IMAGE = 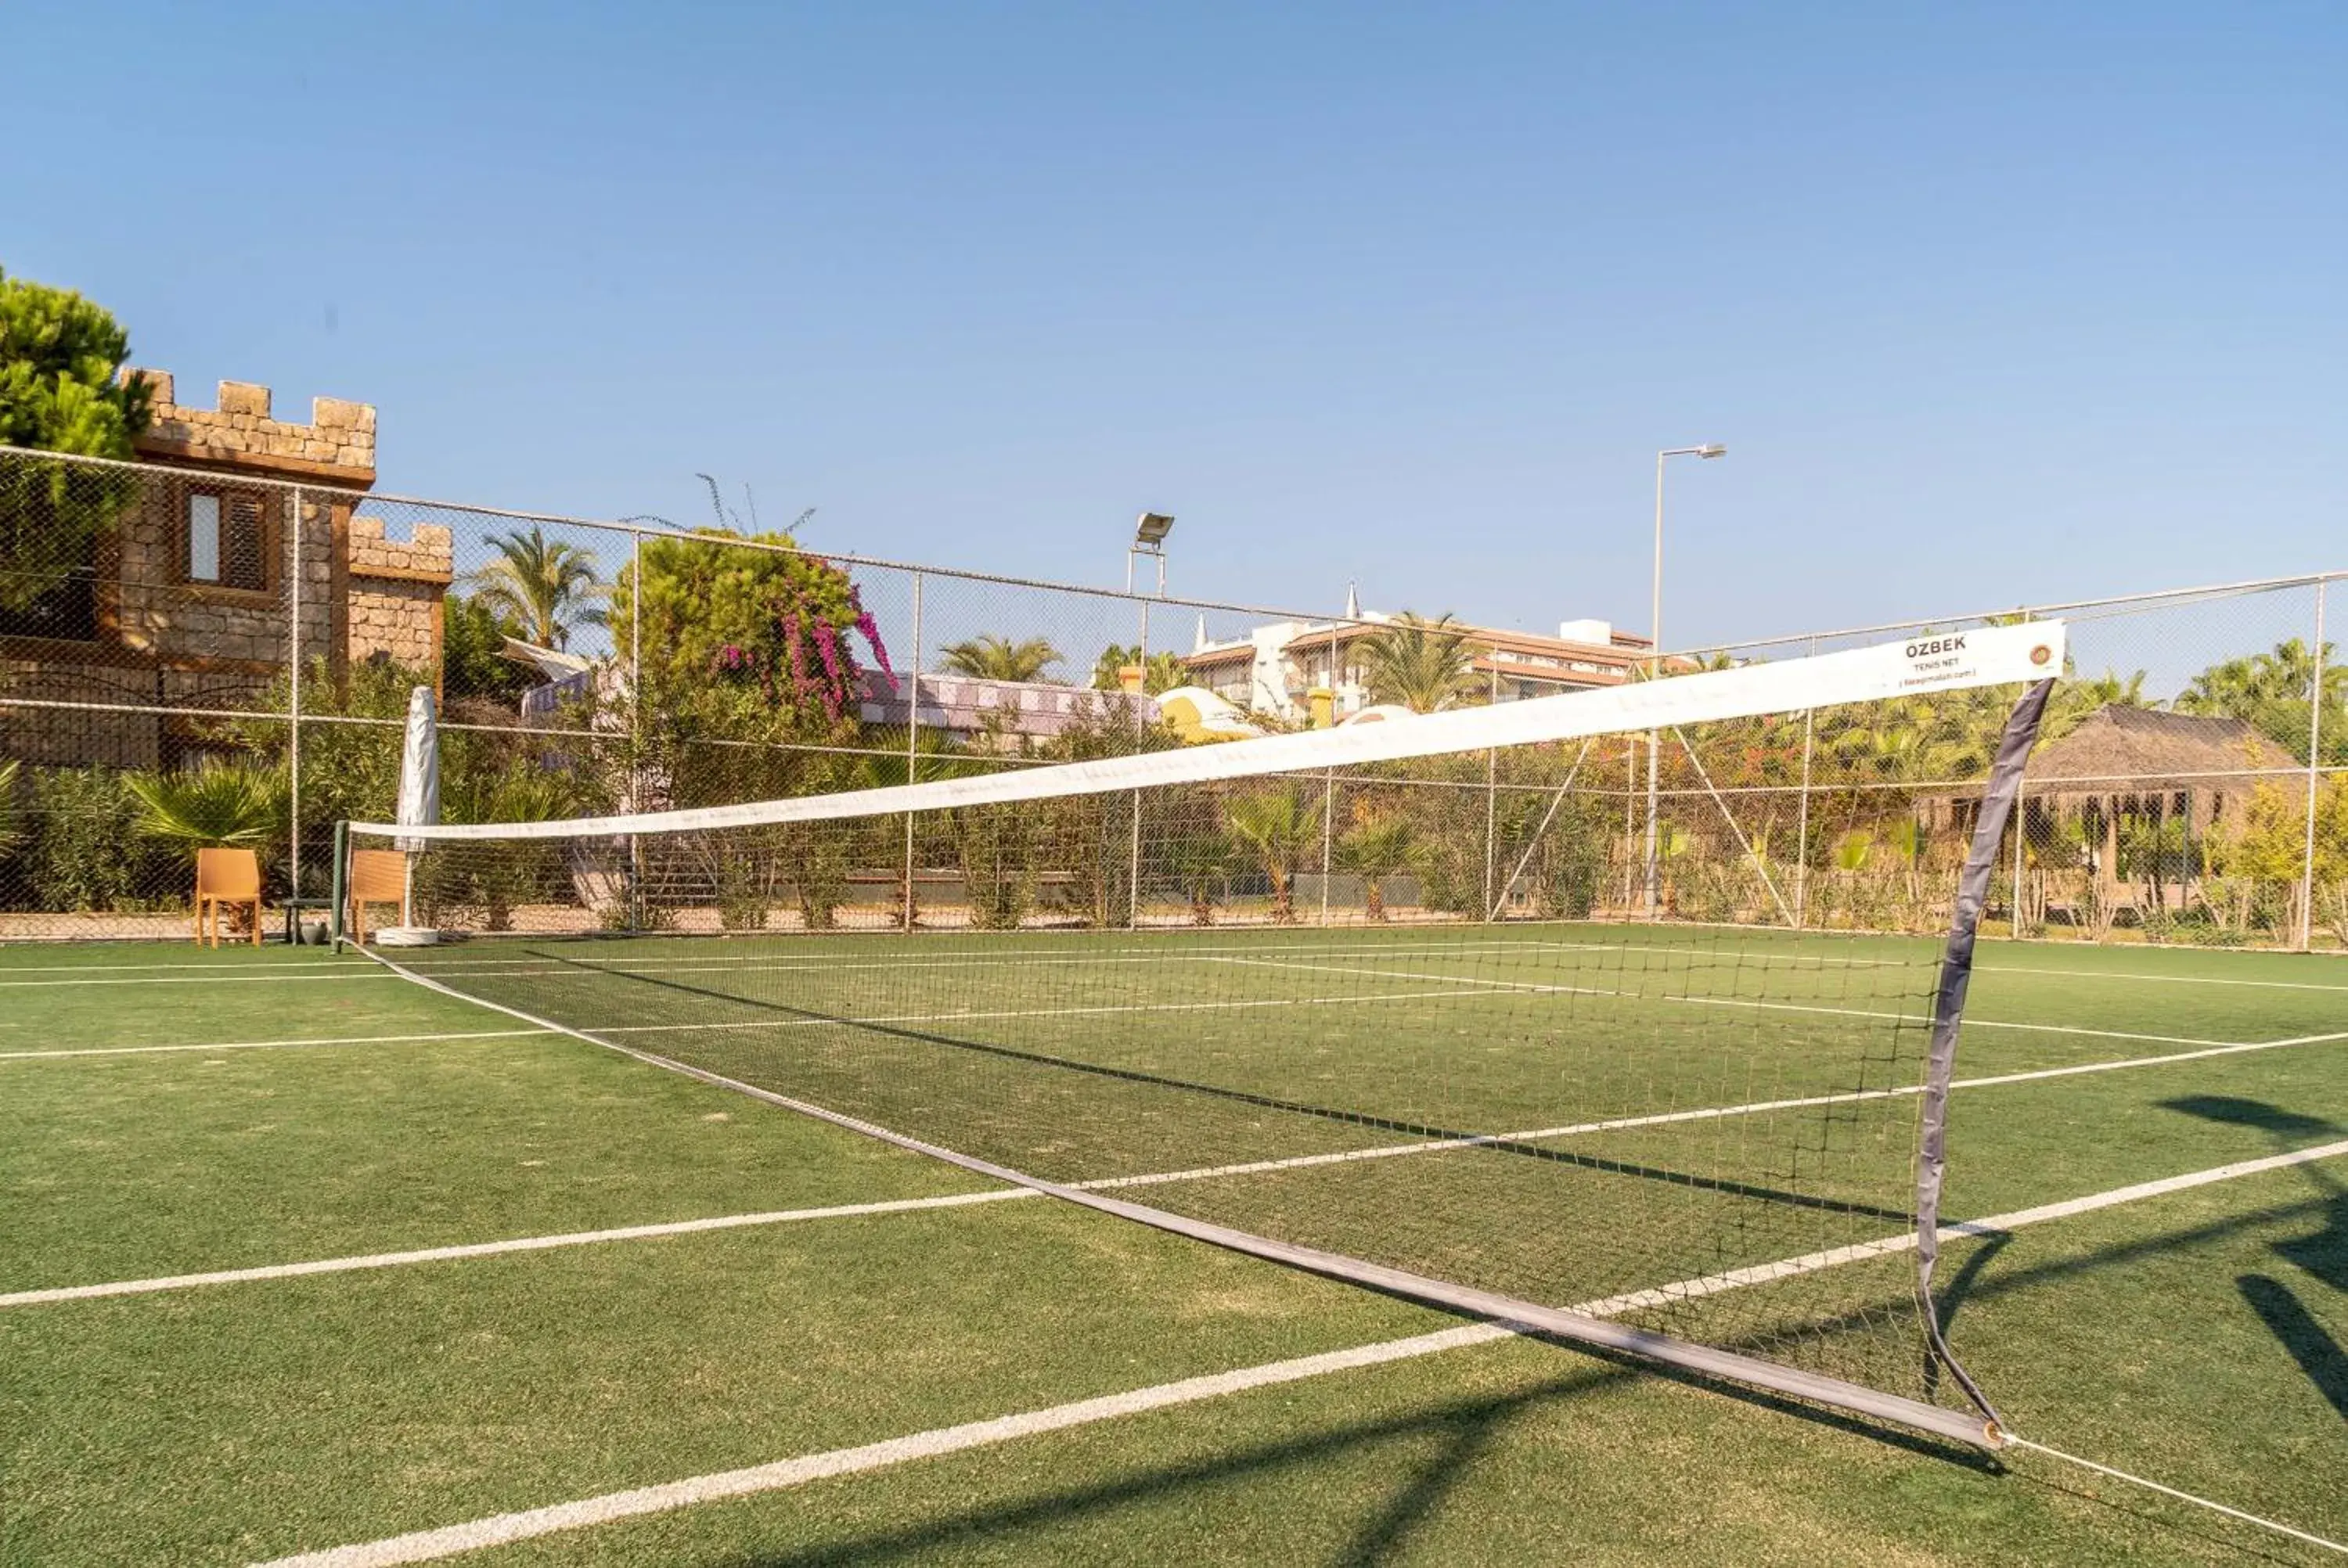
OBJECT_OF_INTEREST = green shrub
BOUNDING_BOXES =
[15,767,175,912]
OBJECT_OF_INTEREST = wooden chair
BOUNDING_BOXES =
[347,849,409,945]
[194,848,264,948]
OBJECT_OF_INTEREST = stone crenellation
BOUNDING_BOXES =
[345,516,452,668]
[124,369,376,482]
[347,516,452,579]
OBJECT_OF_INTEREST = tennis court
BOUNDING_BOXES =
[5,926,2344,1565]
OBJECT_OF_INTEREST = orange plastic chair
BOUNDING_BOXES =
[194,847,264,948]
[347,849,409,946]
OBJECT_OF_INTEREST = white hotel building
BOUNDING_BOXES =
[1179,602,1655,725]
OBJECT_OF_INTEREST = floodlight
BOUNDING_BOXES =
[1135,512,1175,546]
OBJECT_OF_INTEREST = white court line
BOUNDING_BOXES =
[0,969,392,989]
[381,938,2348,992]
[592,986,1522,1036]
[253,1137,2348,1568]
[256,1322,1518,1568]
[0,1190,1031,1308]
[1086,1027,2348,1192]
[1982,963,2348,995]
[0,1028,552,1062]
[409,937,1664,974]
[1577,1136,2348,1316]
[29,1025,2347,1311]
[1207,953,2241,1049]
[410,933,1956,983]
[476,954,2231,1055]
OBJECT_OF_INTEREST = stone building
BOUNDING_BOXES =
[0,372,451,768]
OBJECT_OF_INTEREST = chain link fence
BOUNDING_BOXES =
[1,443,2340,949]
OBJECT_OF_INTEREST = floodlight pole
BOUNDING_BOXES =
[1645,444,1725,921]
[1127,512,1174,599]
[1125,543,1167,596]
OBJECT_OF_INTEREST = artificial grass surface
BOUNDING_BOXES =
[2,935,2343,1565]
[0,1034,983,1291]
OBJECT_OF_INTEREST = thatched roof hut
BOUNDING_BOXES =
[2025,705,2300,825]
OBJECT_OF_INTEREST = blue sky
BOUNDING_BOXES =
[5,2,2342,650]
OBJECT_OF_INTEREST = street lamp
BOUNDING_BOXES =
[1644,444,1727,920]
[1127,512,1175,596]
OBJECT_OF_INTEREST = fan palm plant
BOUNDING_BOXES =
[1163,828,1235,926]
[126,757,286,933]
[0,757,18,857]
[467,526,608,650]
[1358,613,1486,713]
[1336,813,1415,922]
[125,759,286,858]
[940,634,1062,683]
[1224,783,1320,923]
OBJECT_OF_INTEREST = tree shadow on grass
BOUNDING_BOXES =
[2162,1095,2347,1422]
[718,1332,1996,1568]
[2237,1275,2348,1422]
[693,1186,2340,1567]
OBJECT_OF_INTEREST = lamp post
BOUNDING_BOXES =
[1644,444,1726,920]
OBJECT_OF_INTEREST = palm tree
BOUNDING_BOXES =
[2045,667,2151,741]
[1164,829,1235,926]
[939,634,1062,683]
[1224,784,1320,923]
[126,759,286,858]
[2177,638,2344,764]
[0,757,19,858]
[1336,814,1414,922]
[1089,644,1188,694]
[1358,613,1486,713]
[467,527,608,650]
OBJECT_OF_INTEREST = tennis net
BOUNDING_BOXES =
[347,622,2065,1448]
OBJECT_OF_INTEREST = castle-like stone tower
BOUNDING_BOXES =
[2,374,449,767]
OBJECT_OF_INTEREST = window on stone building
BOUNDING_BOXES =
[183,487,269,592]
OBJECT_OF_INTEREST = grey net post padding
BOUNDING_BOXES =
[1914,675,2055,1435]
[351,624,2067,1451]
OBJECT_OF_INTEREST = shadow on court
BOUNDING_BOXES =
[520,945,1918,1225]
[713,1188,2341,1566]
[2162,1095,2348,1426]
[714,1342,2000,1568]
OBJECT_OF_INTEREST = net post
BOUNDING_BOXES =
[2299,579,2326,953]
[328,818,348,951]
[1916,674,2054,1430]
[904,570,923,933]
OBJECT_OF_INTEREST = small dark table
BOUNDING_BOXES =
[281,896,333,944]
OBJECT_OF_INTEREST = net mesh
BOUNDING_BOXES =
[349,628,2064,1444]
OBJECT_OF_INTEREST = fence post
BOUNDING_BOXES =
[287,483,304,915]
[904,570,922,932]
[628,528,645,933]
[1482,665,1499,920]
[1793,635,1817,929]
[1623,735,1638,912]
[1320,624,1338,926]
[2300,579,2328,952]
[1129,598,1148,929]
[2009,612,2031,940]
